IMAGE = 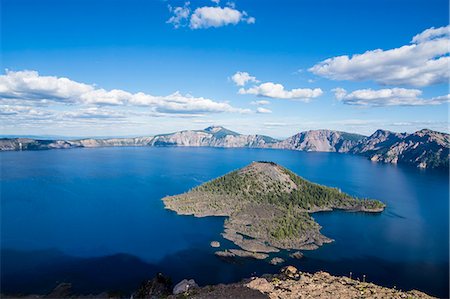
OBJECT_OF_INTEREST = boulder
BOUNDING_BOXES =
[173,279,199,295]
[281,265,301,280]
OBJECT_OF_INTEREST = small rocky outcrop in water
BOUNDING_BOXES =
[210,241,220,248]
[163,161,385,260]
[269,257,285,265]
[289,251,304,259]
[215,249,269,260]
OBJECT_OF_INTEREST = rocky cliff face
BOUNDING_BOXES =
[148,126,278,148]
[0,138,80,151]
[0,127,277,151]
[270,130,365,153]
[351,129,449,169]
[1,127,448,169]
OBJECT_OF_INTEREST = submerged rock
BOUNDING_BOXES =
[173,279,199,295]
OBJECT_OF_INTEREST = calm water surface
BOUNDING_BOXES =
[1,147,448,296]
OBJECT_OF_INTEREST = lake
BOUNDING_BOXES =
[1,147,448,297]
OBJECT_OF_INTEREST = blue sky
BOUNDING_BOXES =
[1,0,448,138]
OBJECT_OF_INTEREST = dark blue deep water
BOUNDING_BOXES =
[1,147,448,297]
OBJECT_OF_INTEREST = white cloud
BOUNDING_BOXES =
[0,70,249,114]
[166,2,191,29]
[256,107,272,114]
[239,82,323,101]
[167,2,254,30]
[0,105,52,118]
[231,71,259,86]
[333,87,450,107]
[246,16,255,24]
[226,1,236,9]
[190,6,254,29]
[309,25,450,87]
[412,26,450,43]
[331,88,347,100]
[63,107,127,119]
[0,70,93,103]
[250,100,270,105]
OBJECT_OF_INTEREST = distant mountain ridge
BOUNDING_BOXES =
[1,126,448,169]
[269,130,366,153]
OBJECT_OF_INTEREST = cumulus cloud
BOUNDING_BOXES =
[256,107,272,114]
[231,71,259,86]
[333,87,450,107]
[190,6,254,29]
[309,25,450,87]
[167,2,255,29]
[412,26,450,43]
[232,71,323,101]
[239,82,323,101]
[0,70,249,114]
[0,69,92,103]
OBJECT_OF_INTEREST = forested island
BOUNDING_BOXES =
[163,162,385,258]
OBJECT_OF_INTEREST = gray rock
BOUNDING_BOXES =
[173,279,199,295]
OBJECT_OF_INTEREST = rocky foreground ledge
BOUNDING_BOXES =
[6,266,433,298]
[162,266,435,299]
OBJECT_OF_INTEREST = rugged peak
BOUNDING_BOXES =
[415,128,437,136]
[204,126,226,133]
[370,129,393,138]
[203,126,240,137]
[413,128,450,147]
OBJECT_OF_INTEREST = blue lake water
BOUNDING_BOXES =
[1,147,448,296]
